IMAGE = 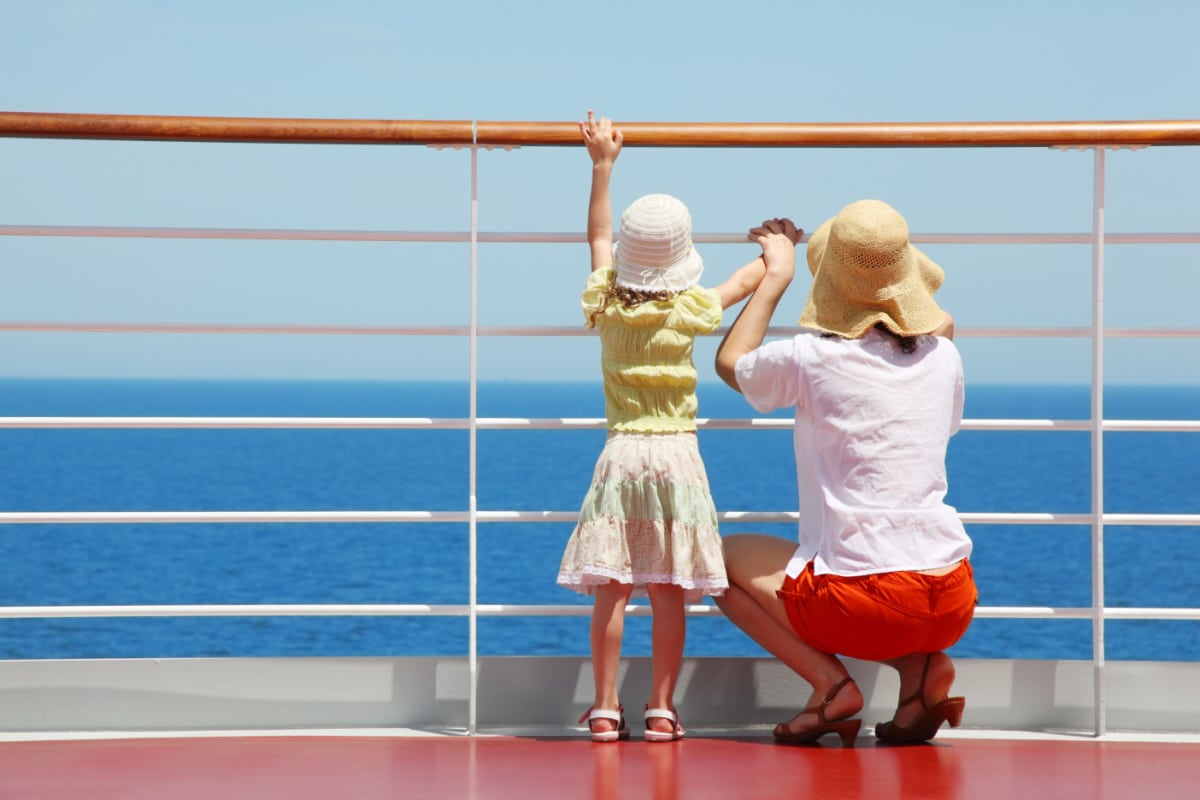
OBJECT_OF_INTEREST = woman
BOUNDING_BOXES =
[714,200,977,747]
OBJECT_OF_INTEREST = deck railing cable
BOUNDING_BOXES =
[2,112,1199,736]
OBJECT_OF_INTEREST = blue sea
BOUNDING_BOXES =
[0,379,1197,662]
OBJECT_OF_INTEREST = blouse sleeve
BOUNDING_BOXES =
[673,286,723,334]
[581,267,614,322]
[734,337,802,414]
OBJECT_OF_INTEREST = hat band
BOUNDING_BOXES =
[615,245,704,293]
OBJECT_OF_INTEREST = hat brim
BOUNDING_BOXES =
[799,243,946,338]
[614,244,704,293]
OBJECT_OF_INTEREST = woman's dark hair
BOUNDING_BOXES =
[873,321,919,353]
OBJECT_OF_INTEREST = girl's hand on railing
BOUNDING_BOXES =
[580,110,623,166]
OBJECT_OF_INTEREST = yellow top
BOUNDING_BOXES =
[582,267,723,432]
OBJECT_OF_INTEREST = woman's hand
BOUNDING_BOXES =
[580,110,622,167]
[748,218,801,280]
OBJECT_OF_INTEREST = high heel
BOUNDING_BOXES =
[874,654,966,745]
[772,676,861,748]
[580,705,630,743]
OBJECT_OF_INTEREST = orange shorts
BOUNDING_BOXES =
[776,560,977,661]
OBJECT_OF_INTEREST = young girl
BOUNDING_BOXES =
[557,111,782,742]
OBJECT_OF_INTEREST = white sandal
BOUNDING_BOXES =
[579,705,629,743]
[643,707,685,742]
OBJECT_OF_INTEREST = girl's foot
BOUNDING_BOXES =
[579,705,629,743]
[643,706,684,742]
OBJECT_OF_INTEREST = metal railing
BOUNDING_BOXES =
[2,112,1199,736]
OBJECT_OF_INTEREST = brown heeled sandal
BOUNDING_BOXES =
[874,654,965,745]
[773,676,862,748]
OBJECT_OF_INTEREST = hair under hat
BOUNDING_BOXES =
[799,199,946,338]
[614,194,704,293]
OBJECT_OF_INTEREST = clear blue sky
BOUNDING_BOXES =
[1,0,1197,384]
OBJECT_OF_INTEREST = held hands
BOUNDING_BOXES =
[580,110,622,167]
[748,218,802,281]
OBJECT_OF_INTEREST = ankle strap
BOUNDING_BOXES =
[806,676,854,725]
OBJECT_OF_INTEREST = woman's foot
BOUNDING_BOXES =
[875,652,965,745]
[773,675,863,747]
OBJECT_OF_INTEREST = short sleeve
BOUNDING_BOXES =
[734,337,802,414]
[581,267,614,322]
[672,286,722,334]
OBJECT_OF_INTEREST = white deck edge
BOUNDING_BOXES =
[1,656,1197,738]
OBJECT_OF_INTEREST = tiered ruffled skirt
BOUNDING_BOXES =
[557,432,728,603]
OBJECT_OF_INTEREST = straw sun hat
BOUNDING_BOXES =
[799,199,946,338]
[614,194,704,292]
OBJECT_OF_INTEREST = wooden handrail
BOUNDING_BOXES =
[3,111,1200,148]
[0,111,474,145]
[477,119,1200,148]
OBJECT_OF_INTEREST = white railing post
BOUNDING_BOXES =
[1089,147,1108,736]
[468,142,480,735]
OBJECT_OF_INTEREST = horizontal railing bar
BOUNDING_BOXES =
[0,112,475,145]
[4,113,1199,148]
[1,417,1195,432]
[4,224,1198,246]
[971,607,1200,621]
[0,510,1193,526]
[2,321,1197,339]
[476,119,1200,148]
[1101,608,1200,620]
[1,603,1195,621]
[0,225,479,242]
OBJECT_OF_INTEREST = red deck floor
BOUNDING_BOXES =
[0,733,1195,800]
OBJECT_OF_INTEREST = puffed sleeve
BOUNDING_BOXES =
[581,267,614,322]
[673,286,722,334]
[734,337,802,414]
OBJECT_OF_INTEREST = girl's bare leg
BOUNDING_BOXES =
[590,581,634,733]
[714,534,863,727]
[645,582,685,733]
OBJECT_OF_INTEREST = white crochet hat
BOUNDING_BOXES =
[613,194,704,292]
[799,199,946,338]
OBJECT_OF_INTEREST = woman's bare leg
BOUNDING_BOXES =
[715,534,862,726]
[589,581,634,733]
[882,651,957,727]
[645,582,685,733]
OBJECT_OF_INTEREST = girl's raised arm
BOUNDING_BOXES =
[580,110,623,271]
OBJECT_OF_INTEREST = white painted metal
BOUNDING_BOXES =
[4,602,1198,621]
[3,509,1197,526]
[1,320,1197,338]
[1,656,1197,735]
[1089,148,1108,736]
[468,143,480,734]
[4,224,1199,245]
[1,415,1199,432]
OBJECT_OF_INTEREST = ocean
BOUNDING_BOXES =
[0,379,1196,662]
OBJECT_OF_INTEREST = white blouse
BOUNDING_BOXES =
[734,327,973,577]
